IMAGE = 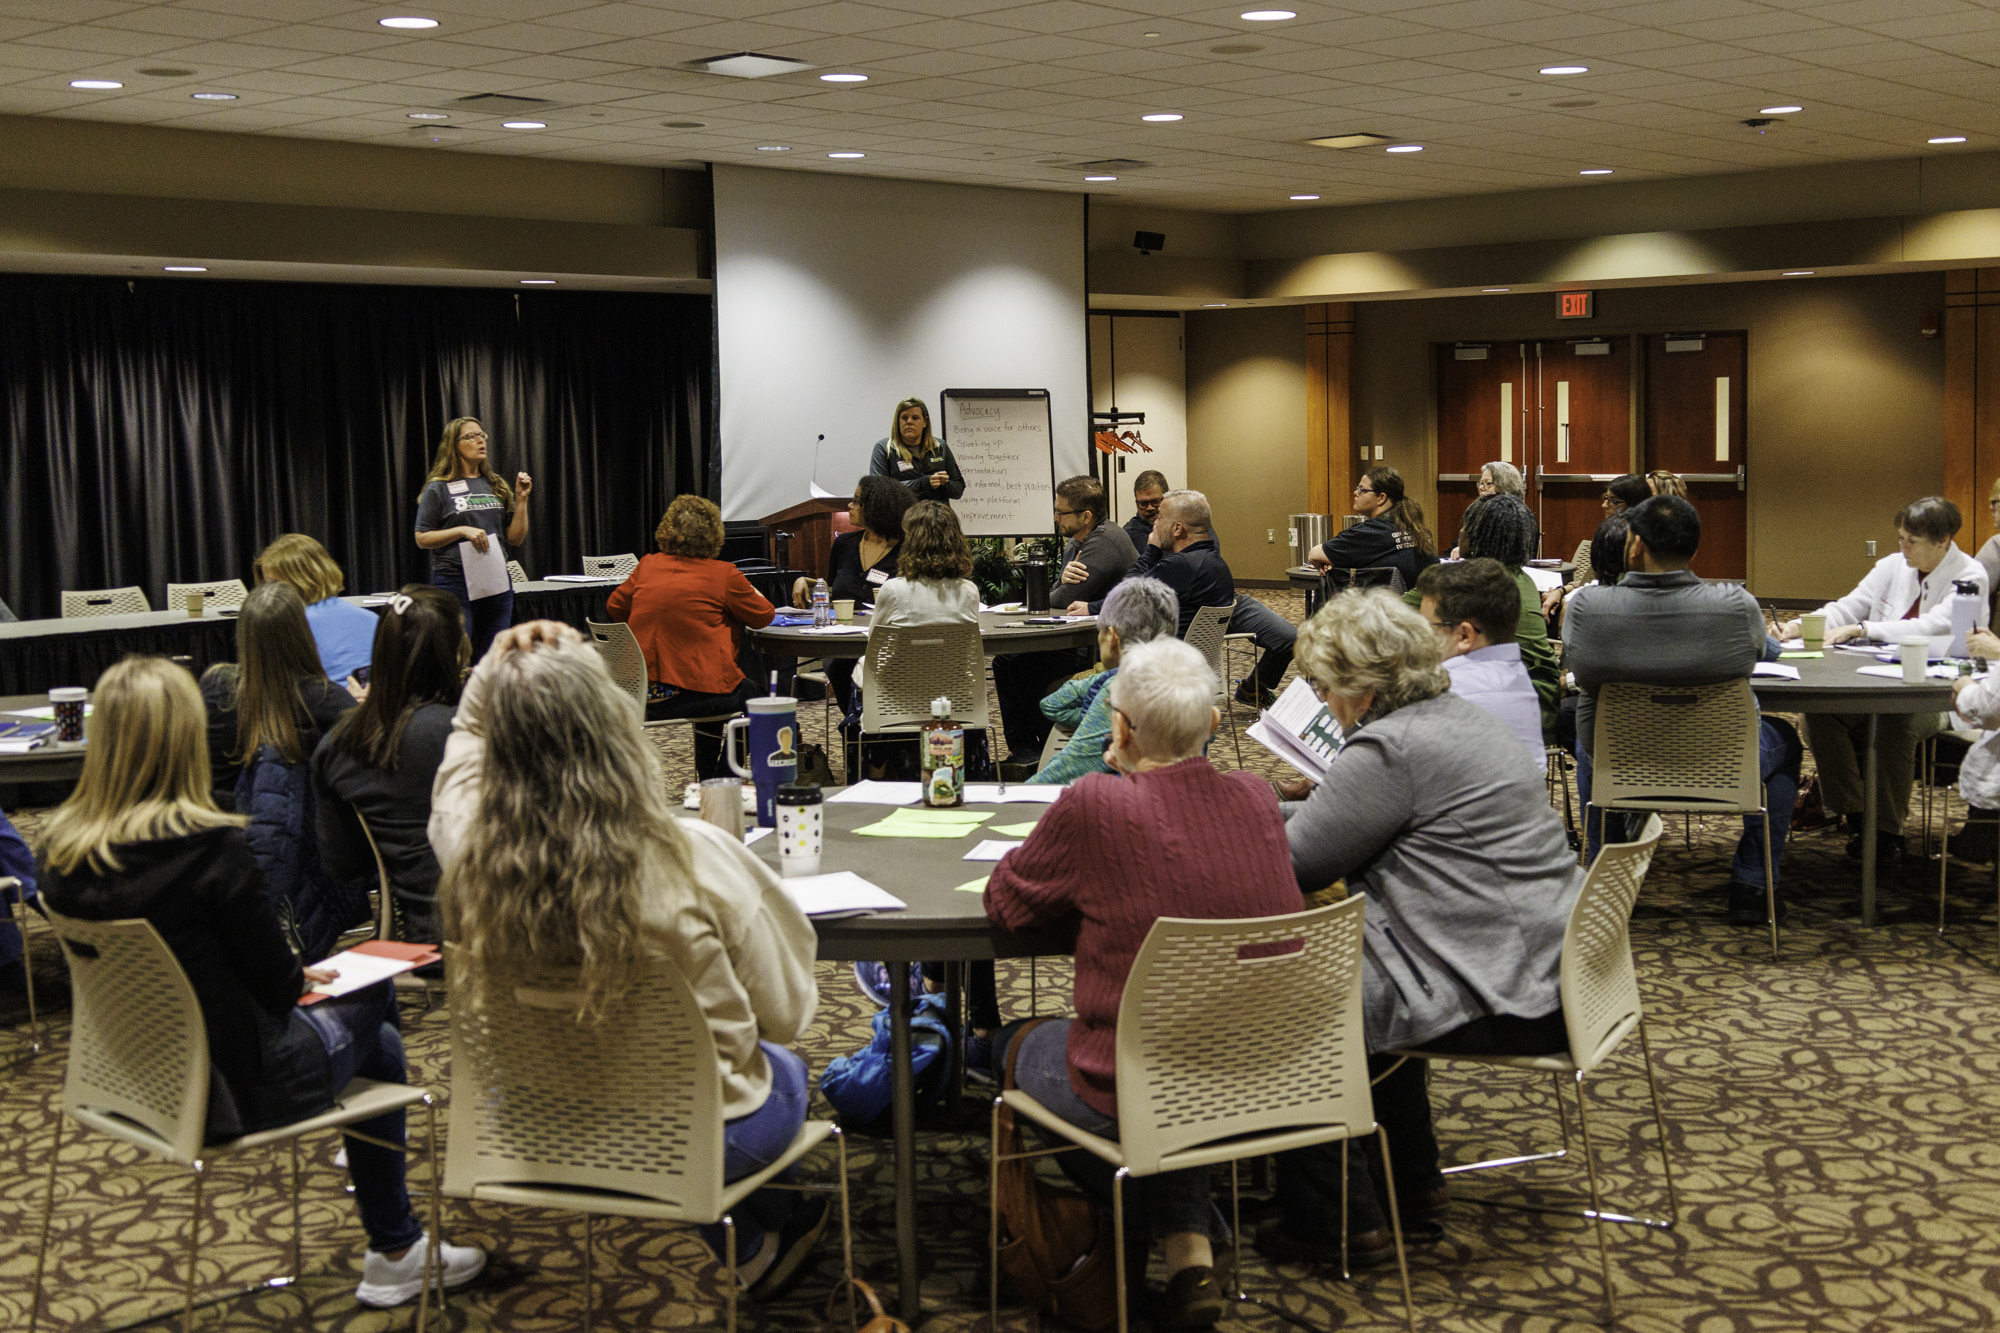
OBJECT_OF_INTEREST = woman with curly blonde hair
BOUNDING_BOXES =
[607,494,775,778]
[429,622,828,1297]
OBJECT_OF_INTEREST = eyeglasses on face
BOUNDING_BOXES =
[1054,507,1080,517]
[1353,485,1378,496]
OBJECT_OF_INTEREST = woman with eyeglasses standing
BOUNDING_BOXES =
[414,416,533,662]
[1305,465,1440,590]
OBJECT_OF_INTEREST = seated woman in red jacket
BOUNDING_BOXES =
[608,495,776,778]
[983,637,1304,1329]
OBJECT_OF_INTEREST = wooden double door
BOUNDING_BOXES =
[1435,333,1747,580]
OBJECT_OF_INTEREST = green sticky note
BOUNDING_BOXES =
[991,821,1041,837]
[852,819,981,838]
[1779,651,1823,659]
[955,875,990,893]
[881,806,991,824]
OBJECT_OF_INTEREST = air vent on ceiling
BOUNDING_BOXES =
[1038,158,1150,172]
[452,93,555,113]
[1210,43,1262,54]
[688,52,812,78]
[1308,132,1394,149]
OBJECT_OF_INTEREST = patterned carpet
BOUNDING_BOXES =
[6,590,2000,1332]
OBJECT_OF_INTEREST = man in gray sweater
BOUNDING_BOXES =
[994,475,1136,768]
[1563,495,1803,925]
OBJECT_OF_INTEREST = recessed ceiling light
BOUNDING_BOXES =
[819,72,867,82]
[1084,175,1117,181]
[1290,193,1319,200]
[1482,287,1510,293]
[1143,30,1161,37]
[407,111,448,119]
[1142,113,1183,122]
[69,79,122,90]
[756,145,791,152]
[1579,168,1613,175]
[163,266,207,272]
[1241,9,1296,18]
[378,16,438,29]
[828,151,866,159]
[1930,135,1968,144]
[1761,105,1802,114]
[1781,270,1814,276]
[501,121,545,129]
[191,92,237,101]
[1201,303,1228,307]
[1540,65,1588,75]
[1385,144,1423,153]
[520,279,556,284]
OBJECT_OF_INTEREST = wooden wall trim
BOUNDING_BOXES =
[1305,301,1355,522]
[1943,268,2000,555]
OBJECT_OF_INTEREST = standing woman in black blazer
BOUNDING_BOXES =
[868,397,965,505]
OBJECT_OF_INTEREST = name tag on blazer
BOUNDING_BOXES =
[867,567,890,586]
[896,459,915,472]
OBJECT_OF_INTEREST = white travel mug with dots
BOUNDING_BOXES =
[776,783,823,878]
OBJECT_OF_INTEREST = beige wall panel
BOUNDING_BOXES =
[1089,314,1187,531]
[1185,305,1308,581]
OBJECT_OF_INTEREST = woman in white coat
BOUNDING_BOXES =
[1778,497,1989,863]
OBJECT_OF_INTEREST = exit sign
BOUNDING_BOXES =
[1557,291,1595,319]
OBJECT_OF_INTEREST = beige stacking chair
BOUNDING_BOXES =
[354,810,447,1021]
[1180,603,1243,765]
[29,907,443,1333]
[165,579,249,611]
[1588,679,1779,960]
[60,586,151,618]
[1383,814,1672,1325]
[581,553,638,581]
[506,559,529,588]
[442,945,853,1332]
[990,895,1414,1333]
[859,620,998,781]
[584,617,740,741]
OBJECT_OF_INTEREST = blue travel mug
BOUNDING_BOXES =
[725,695,800,828]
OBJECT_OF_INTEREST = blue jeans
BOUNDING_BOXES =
[696,1043,809,1263]
[430,569,514,662]
[1578,713,1802,886]
[997,1019,1225,1242]
[297,982,424,1254]
[1230,594,1297,693]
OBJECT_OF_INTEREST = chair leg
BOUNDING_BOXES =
[1762,808,1779,962]
[835,1126,857,1333]
[419,1095,442,1333]
[1338,1138,1350,1281]
[28,1108,63,1333]
[1370,1127,1418,1333]
[1569,1075,1618,1324]
[183,1160,207,1333]
[584,1213,598,1333]
[8,884,40,1061]
[720,1214,731,1333]
[1112,1168,1130,1333]
[1940,809,1952,936]
[988,1100,1002,1333]
[1637,1021,1681,1228]
[289,1139,303,1283]
[1228,1161,1246,1301]
[1552,1071,1573,1155]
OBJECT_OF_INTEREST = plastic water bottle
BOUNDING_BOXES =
[1949,577,1982,657]
[812,578,832,628]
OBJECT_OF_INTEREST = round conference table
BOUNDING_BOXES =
[742,795,1073,1324]
[1750,650,1957,928]
[746,608,1101,660]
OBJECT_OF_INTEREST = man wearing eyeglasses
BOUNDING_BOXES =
[995,475,1138,776]
[1124,469,1169,553]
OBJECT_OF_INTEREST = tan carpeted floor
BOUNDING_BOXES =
[5,590,2000,1332]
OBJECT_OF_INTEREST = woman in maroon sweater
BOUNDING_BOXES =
[984,637,1302,1329]
[608,495,775,778]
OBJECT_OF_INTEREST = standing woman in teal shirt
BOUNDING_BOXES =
[867,398,965,505]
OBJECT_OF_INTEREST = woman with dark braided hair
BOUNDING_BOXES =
[1448,494,1560,742]
[1307,465,1440,590]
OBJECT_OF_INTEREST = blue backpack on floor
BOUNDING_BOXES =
[820,993,953,1128]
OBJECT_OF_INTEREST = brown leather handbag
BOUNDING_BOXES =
[992,1017,1121,1332]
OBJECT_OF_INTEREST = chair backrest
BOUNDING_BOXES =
[354,809,397,940]
[61,586,151,618]
[1113,897,1371,1176]
[1592,679,1763,812]
[1181,603,1233,699]
[443,945,726,1219]
[584,619,648,715]
[1317,567,1407,600]
[42,906,210,1163]
[1560,814,1664,1071]
[506,560,529,588]
[860,620,989,732]
[582,553,639,581]
[1039,724,1072,770]
[164,579,248,611]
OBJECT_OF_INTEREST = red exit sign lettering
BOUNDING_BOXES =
[1557,290,1595,319]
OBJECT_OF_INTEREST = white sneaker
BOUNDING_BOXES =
[355,1233,487,1307]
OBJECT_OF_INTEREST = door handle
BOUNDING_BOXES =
[1679,472,1741,485]
[1436,473,1475,482]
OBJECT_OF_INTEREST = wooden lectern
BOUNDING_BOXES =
[759,498,854,579]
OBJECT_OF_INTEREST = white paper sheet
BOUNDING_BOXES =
[959,784,1066,803]
[1524,566,1564,593]
[545,574,618,583]
[1248,679,1341,780]
[1750,662,1801,680]
[810,480,839,499]
[0,738,47,754]
[778,871,906,916]
[744,827,772,845]
[1855,664,1960,681]
[825,780,925,805]
[964,839,1023,861]
[1248,716,1327,780]
[307,948,428,998]
[798,624,869,636]
[4,705,91,720]
[460,538,511,601]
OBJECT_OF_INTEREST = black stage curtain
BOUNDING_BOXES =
[0,276,713,621]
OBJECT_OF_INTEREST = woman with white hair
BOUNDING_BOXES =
[1027,576,1180,785]
[428,623,831,1300]
[1259,590,1582,1272]
[985,637,1303,1327]
[1447,461,1526,558]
